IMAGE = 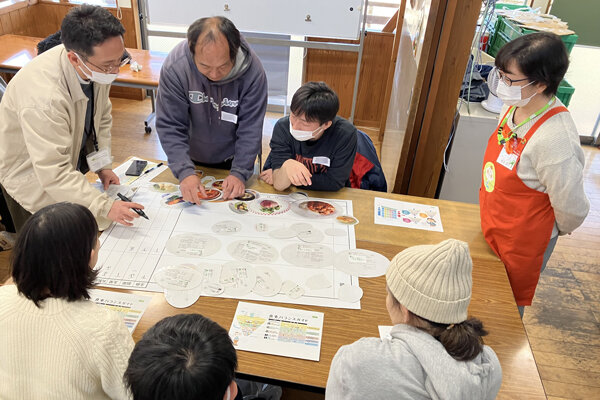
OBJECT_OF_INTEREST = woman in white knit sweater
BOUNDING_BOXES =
[0,202,134,399]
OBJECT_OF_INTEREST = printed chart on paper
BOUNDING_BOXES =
[230,301,324,361]
[96,187,360,309]
[88,288,151,333]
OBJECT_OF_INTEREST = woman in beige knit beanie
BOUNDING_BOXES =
[326,239,503,400]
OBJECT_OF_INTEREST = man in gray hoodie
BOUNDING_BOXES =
[156,17,268,202]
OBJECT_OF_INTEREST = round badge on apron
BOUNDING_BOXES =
[483,162,495,193]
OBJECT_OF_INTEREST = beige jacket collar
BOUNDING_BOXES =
[58,45,89,104]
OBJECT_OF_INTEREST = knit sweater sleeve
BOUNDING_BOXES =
[536,155,589,234]
[518,110,590,235]
[94,312,135,399]
[325,345,350,400]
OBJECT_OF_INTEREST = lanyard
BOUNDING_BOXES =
[497,96,555,147]
[88,82,99,152]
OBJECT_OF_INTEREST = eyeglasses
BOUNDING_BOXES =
[496,69,530,87]
[80,54,131,74]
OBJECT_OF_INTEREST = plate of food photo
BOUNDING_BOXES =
[292,199,338,218]
[198,188,222,201]
[248,197,290,216]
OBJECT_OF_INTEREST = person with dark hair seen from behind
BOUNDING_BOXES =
[480,33,589,317]
[125,313,242,400]
[156,16,268,203]
[0,202,134,399]
[260,81,358,191]
[326,239,502,400]
[37,30,62,55]
[0,5,144,233]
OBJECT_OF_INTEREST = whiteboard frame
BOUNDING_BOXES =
[138,0,369,122]
[145,0,365,40]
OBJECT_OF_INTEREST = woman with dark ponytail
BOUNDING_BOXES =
[326,239,502,399]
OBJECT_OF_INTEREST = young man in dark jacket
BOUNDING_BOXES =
[260,82,357,191]
[156,17,268,202]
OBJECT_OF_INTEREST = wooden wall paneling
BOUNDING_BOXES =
[22,4,41,37]
[0,13,13,35]
[354,32,394,126]
[0,3,38,38]
[394,0,445,194]
[305,37,355,118]
[304,32,394,128]
[404,0,481,197]
[128,0,142,49]
[35,3,61,37]
[8,7,23,34]
[17,5,37,36]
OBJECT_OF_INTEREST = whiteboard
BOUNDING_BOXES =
[146,0,365,40]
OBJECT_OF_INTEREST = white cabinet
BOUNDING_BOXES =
[439,102,499,204]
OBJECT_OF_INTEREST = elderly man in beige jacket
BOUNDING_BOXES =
[0,5,143,232]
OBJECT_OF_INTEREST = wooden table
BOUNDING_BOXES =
[0,34,163,89]
[0,34,165,132]
[109,166,545,399]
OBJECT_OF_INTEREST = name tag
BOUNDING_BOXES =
[312,156,331,167]
[221,111,238,124]
[496,147,518,170]
[86,148,112,172]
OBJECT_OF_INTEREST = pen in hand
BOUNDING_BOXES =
[143,162,164,175]
[117,193,149,220]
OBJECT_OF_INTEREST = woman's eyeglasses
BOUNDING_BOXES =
[496,69,530,87]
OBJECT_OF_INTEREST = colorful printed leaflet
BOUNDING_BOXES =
[373,197,444,232]
[89,289,152,333]
[229,302,324,361]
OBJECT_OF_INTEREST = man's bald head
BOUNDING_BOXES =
[187,16,240,62]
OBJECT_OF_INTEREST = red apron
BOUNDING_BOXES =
[480,106,567,306]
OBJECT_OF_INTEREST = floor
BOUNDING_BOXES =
[522,145,600,399]
[1,97,598,399]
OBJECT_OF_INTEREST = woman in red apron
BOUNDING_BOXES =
[480,33,589,316]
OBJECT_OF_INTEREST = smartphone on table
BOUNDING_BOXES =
[125,160,148,176]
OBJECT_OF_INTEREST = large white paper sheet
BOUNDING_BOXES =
[229,301,324,361]
[374,197,444,232]
[96,187,360,309]
[88,288,151,333]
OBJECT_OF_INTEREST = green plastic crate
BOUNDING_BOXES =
[493,15,578,55]
[556,79,575,107]
[495,3,531,11]
[521,27,578,54]
[487,31,511,57]
[497,16,525,41]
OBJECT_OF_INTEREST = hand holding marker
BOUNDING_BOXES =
[117,193,149,220]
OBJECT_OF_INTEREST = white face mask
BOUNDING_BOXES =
[289,120,322,142]
[225,385,231,400]
[74,53,118,85]
[496,79,537,107]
